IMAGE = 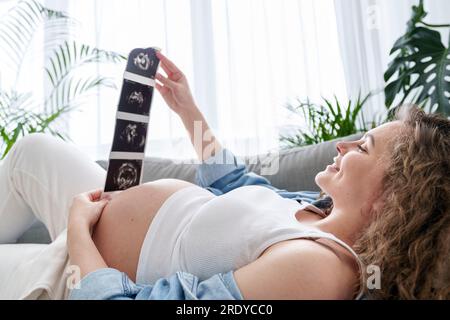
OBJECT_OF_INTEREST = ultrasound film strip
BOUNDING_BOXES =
[103,47,160,193]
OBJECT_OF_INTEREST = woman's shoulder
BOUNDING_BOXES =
[233,239,358,299]
[263,238,357,273]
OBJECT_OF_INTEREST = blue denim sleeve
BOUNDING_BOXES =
[195,147,320,203]
[68,268,243,300]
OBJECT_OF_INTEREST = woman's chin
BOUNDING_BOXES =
[314,171,328,188]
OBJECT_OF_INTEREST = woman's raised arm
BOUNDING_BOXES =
[155,51,222,162]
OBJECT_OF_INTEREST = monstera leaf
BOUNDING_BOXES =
[384,0,450,116]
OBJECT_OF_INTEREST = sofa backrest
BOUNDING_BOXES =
[96,133,363,192]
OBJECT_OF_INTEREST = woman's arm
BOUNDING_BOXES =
[232,240,358,299]
[154,52,321,203]
[67,190,109,278]
[155,51,222,162]
[68,222,107,278]
[179,107,222,162]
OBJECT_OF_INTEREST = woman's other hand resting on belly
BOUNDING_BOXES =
[67,189,110,278]
[91,178,195,282]
[67,180,195,281]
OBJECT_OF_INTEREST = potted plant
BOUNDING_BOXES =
[279,93,378,148]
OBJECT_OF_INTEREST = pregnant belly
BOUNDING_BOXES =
[92,178,195,282]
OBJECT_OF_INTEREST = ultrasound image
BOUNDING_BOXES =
[104,159,143,192]
[111,119,147,153]
[125,47,159,79]
[104,47,160,193]
[118,79,153,116]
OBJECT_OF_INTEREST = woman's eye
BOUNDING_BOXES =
[357,145,367,153]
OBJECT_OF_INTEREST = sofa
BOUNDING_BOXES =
[17,133,363,244]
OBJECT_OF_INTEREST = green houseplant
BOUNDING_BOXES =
[0,0,125,159]
[281,0,449,149]
[279,93,378,148]
[384,0,450,116]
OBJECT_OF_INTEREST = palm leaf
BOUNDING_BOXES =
[0,89,77,158]
[46,75,117,112]
[44,41,126,108]
[0,0,73,82]
[0,1,129,159]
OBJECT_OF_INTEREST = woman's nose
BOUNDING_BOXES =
[336,141,345,154]
[336,140,359,155]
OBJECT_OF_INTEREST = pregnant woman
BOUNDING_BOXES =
[0,52,448,300]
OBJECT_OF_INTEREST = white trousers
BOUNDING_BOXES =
[0,133,105,299]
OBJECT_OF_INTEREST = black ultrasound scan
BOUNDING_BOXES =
[104,47,160,194]
[104,159,143,192]
[125,47,160,79]
[111,119,148,153]
[118,79,154,116]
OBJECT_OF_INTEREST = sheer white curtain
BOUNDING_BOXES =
[209,0,348,156]
[2,0,348,160]
[334,0,450,121]
[44,0,348,160]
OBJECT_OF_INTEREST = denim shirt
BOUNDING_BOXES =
[69,148,321,300]
[195,147,321,203]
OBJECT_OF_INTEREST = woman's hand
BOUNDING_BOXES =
[154,51,223,161]
[67,189,110,278]
[68,189,110,233]
[155,51,198,117]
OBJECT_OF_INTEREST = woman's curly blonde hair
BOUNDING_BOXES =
[351,105,450,299]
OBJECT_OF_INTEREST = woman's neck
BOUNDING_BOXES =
[310,206,367,246]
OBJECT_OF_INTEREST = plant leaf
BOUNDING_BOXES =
[0,0,73,83]
[384,1,450,116]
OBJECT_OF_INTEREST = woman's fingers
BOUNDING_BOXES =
[159,60,183,82]
[156,72,177,89]
[97,198,109,208]
[155,82,169,98]
[155,82,169,95]
[156,51,181,74]
[155,82,177,107]
[87,189,103,202]
[158,61,173,77]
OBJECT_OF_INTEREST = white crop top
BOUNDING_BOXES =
[136,184,364,299]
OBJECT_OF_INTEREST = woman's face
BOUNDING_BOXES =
[315,121,403,214]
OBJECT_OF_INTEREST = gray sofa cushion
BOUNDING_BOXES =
[17,133,363,244]
[244,133,362,192]
[96,132,362,192]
